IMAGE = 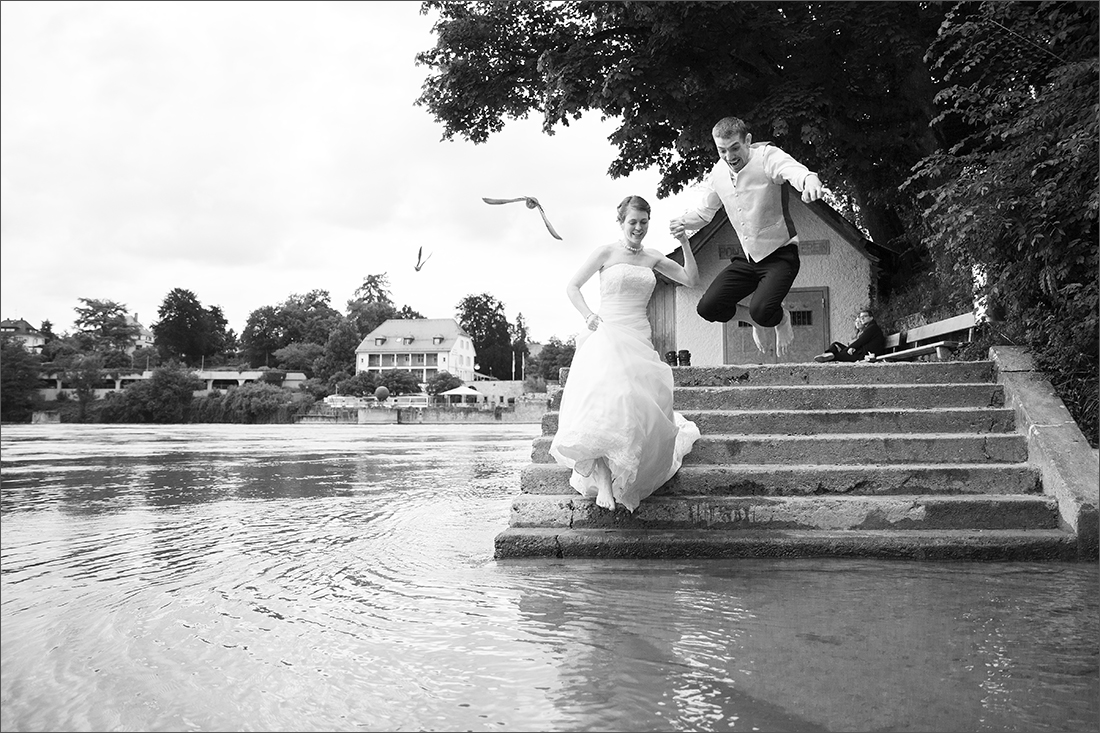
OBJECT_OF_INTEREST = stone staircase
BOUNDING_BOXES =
[494,360,1084,561]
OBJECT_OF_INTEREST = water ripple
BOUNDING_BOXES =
[2,424,1097,732]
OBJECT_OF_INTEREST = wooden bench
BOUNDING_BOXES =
[870,312,978,362]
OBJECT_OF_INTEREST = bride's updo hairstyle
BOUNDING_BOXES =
[616,195,651,223]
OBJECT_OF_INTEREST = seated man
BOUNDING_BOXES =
[815,309,885,362]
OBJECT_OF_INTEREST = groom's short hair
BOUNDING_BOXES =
[713,117,750,140]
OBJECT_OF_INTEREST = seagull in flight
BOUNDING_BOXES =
[482,196,563,240]
[414,246,432,272]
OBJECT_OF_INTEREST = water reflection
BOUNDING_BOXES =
[2,424,1097,732]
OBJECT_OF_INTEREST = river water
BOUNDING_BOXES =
[1,424,1096,732]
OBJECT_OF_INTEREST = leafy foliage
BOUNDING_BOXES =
[131,346,161,370]
[426,370,463,395]
[528,336,576,381]
[345,274,425,341]
[65,354,105,422]
[240,305,284,368]
[312,319,363,382]
[905,0,1098,445]
[196,382,313,424]
[73,298,139,351]
[240,291,342,368]
[354,274,395,305]
[377,369,423,396]
[456,292,513,379]
[334,371,379,398]
[100,364,204,424]
[273,342,325,374]
[416,0,947,257]
[0,335,44,422]
[152,288,232,366]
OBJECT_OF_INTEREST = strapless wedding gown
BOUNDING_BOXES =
[549,262,700,512]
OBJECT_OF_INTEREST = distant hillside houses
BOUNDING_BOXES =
[125,313,155,354]
[2,313,154,354]
[0,318,45,351]
[355,318,478,383]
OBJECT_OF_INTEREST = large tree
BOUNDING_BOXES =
[240,291,344,368]
[456,293,513,379]
[153,288,231,366]
[345,273,424,339]
[313,318,364,383]
[277,290,344,346]
[240,305,284,368]
[72,298,139,352]
[416,0,948,265]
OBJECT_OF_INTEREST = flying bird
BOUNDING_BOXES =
[482,196,563,240]
[414,246,432,272]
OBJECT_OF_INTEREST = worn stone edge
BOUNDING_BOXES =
[989,345,1099,559]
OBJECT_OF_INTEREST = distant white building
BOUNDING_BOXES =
[0,318,45,351]
[125,313,155,354]
[354,318,478,383]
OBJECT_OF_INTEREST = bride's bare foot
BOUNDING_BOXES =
[751,323,768,354]
[596,484,616,510]
[593,458,616,510]
[775,305,794,357]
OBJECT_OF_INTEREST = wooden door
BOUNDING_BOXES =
[723,287,830,364]
[646,282,676,359]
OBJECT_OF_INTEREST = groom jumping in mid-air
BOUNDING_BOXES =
[670,116,826,356]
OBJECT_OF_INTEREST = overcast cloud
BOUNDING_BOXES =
[1,0,699,344]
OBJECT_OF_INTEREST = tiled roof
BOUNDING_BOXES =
[355,318,471,353]
[0,318,40,334]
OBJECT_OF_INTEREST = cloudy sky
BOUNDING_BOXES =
[1,0,700,345]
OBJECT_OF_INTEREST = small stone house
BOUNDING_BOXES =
[355,318,478,383]
[649,197,884,365]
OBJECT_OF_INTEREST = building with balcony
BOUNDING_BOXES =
[354,318,477,383]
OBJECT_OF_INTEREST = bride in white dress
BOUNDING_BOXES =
[549,195,702,512]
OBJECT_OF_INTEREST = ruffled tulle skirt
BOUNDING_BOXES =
[549,318,700,512]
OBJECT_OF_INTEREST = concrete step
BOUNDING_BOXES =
[509,494,1061,531]
[539,406,1018,436]
[518,463,1042,497]
[670,361,997,387]
[671,383,1004,411]
[532,433,1028,465]
[493,527,1078,561]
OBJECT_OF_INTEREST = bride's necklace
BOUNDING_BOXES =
[621,240,643,254]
